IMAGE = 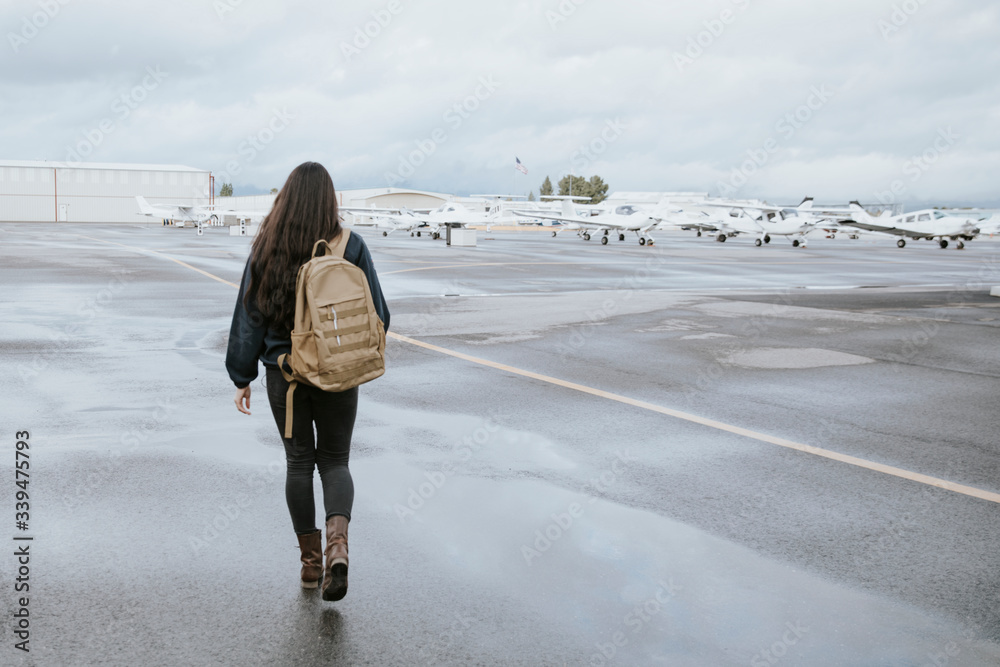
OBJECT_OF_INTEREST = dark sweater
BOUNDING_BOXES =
[225,231,390,389]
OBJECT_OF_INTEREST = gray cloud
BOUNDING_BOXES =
[2,0,998,206]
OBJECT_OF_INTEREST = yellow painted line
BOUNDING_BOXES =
[387,332,1000,505]
[77,233,1000,505]
[76,235,239,288]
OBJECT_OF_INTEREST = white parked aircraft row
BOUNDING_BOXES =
[135,196,268,227]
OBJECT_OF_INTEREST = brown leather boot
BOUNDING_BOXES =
[322,515,349,601]
[296,530,323,589]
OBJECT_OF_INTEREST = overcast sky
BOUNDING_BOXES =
[2,0,998,206]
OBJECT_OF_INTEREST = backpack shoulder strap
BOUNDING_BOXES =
[329,229,351,258]
[310,229,352,259]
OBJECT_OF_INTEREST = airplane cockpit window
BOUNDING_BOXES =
[933,211,946,219]
[918,213,931,222]
[615,205,637,215]
[905,216,915,223]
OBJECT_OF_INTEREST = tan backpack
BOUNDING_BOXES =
[277,230,385,438]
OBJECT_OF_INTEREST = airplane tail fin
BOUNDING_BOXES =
[848,201,875,224]
[561,199,575,218]
[797,197,814,210]
[135,196,155,215]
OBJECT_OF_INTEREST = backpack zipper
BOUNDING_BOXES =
[331,307,341,346]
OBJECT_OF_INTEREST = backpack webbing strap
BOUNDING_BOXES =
[277,353,297,439]
[311,229,352,259]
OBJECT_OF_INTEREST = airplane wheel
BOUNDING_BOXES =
[647,239,655,246]
[696,231,702,237]
[619,234,625,242]
[897,239,906,248]
[410,232,414,237]
[716,234,726,243]
[792,239,801,247]
[957,241,965,249]
[416,231,421,237]
[382,231,388,237]
[603,229,609,236]
[601,236,608,245]
[755,239,762,247]
[552,231,557,237]
[433,232,440,240]
[639,237,646,246]
[764,235,771,244]
[939,239,949,249]
[583,233,591,241]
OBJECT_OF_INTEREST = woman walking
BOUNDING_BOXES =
[225,162,389,601]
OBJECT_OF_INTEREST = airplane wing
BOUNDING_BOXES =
[512,211,581,224]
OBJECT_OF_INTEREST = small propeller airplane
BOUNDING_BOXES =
[842,203,982,249]
[513,196,665,246]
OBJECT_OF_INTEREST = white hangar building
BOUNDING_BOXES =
[0,160,212,223]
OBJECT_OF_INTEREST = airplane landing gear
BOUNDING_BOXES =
[897,239,906,248]
[764,235,771,244]
[601,236,608,245]
[416,231,421,237]
[552,231,558,237]
[716,234,726,243]
[618,234,625,242]
[957,241,965,249]
[583,233,591,241]
[382,231,388,237]
[792,239,801,247]
[432,232,441,240]
[639,237,646,246]
[696,231,702,237]
[939,239,949,249]
[754,238,762,247]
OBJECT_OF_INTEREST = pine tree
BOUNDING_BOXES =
[219,182,233,197]
[527,191,536,201]
[588,175,609,204]
[540,176,553,197]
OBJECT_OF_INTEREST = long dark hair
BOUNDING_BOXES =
[246,161,342,334]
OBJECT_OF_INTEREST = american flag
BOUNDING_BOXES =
[515,157,528,175]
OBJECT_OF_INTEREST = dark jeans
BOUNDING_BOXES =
[265,366,358,534]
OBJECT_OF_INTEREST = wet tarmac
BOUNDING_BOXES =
[1,222,999,665]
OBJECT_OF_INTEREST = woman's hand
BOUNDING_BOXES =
[234,386,252,415]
